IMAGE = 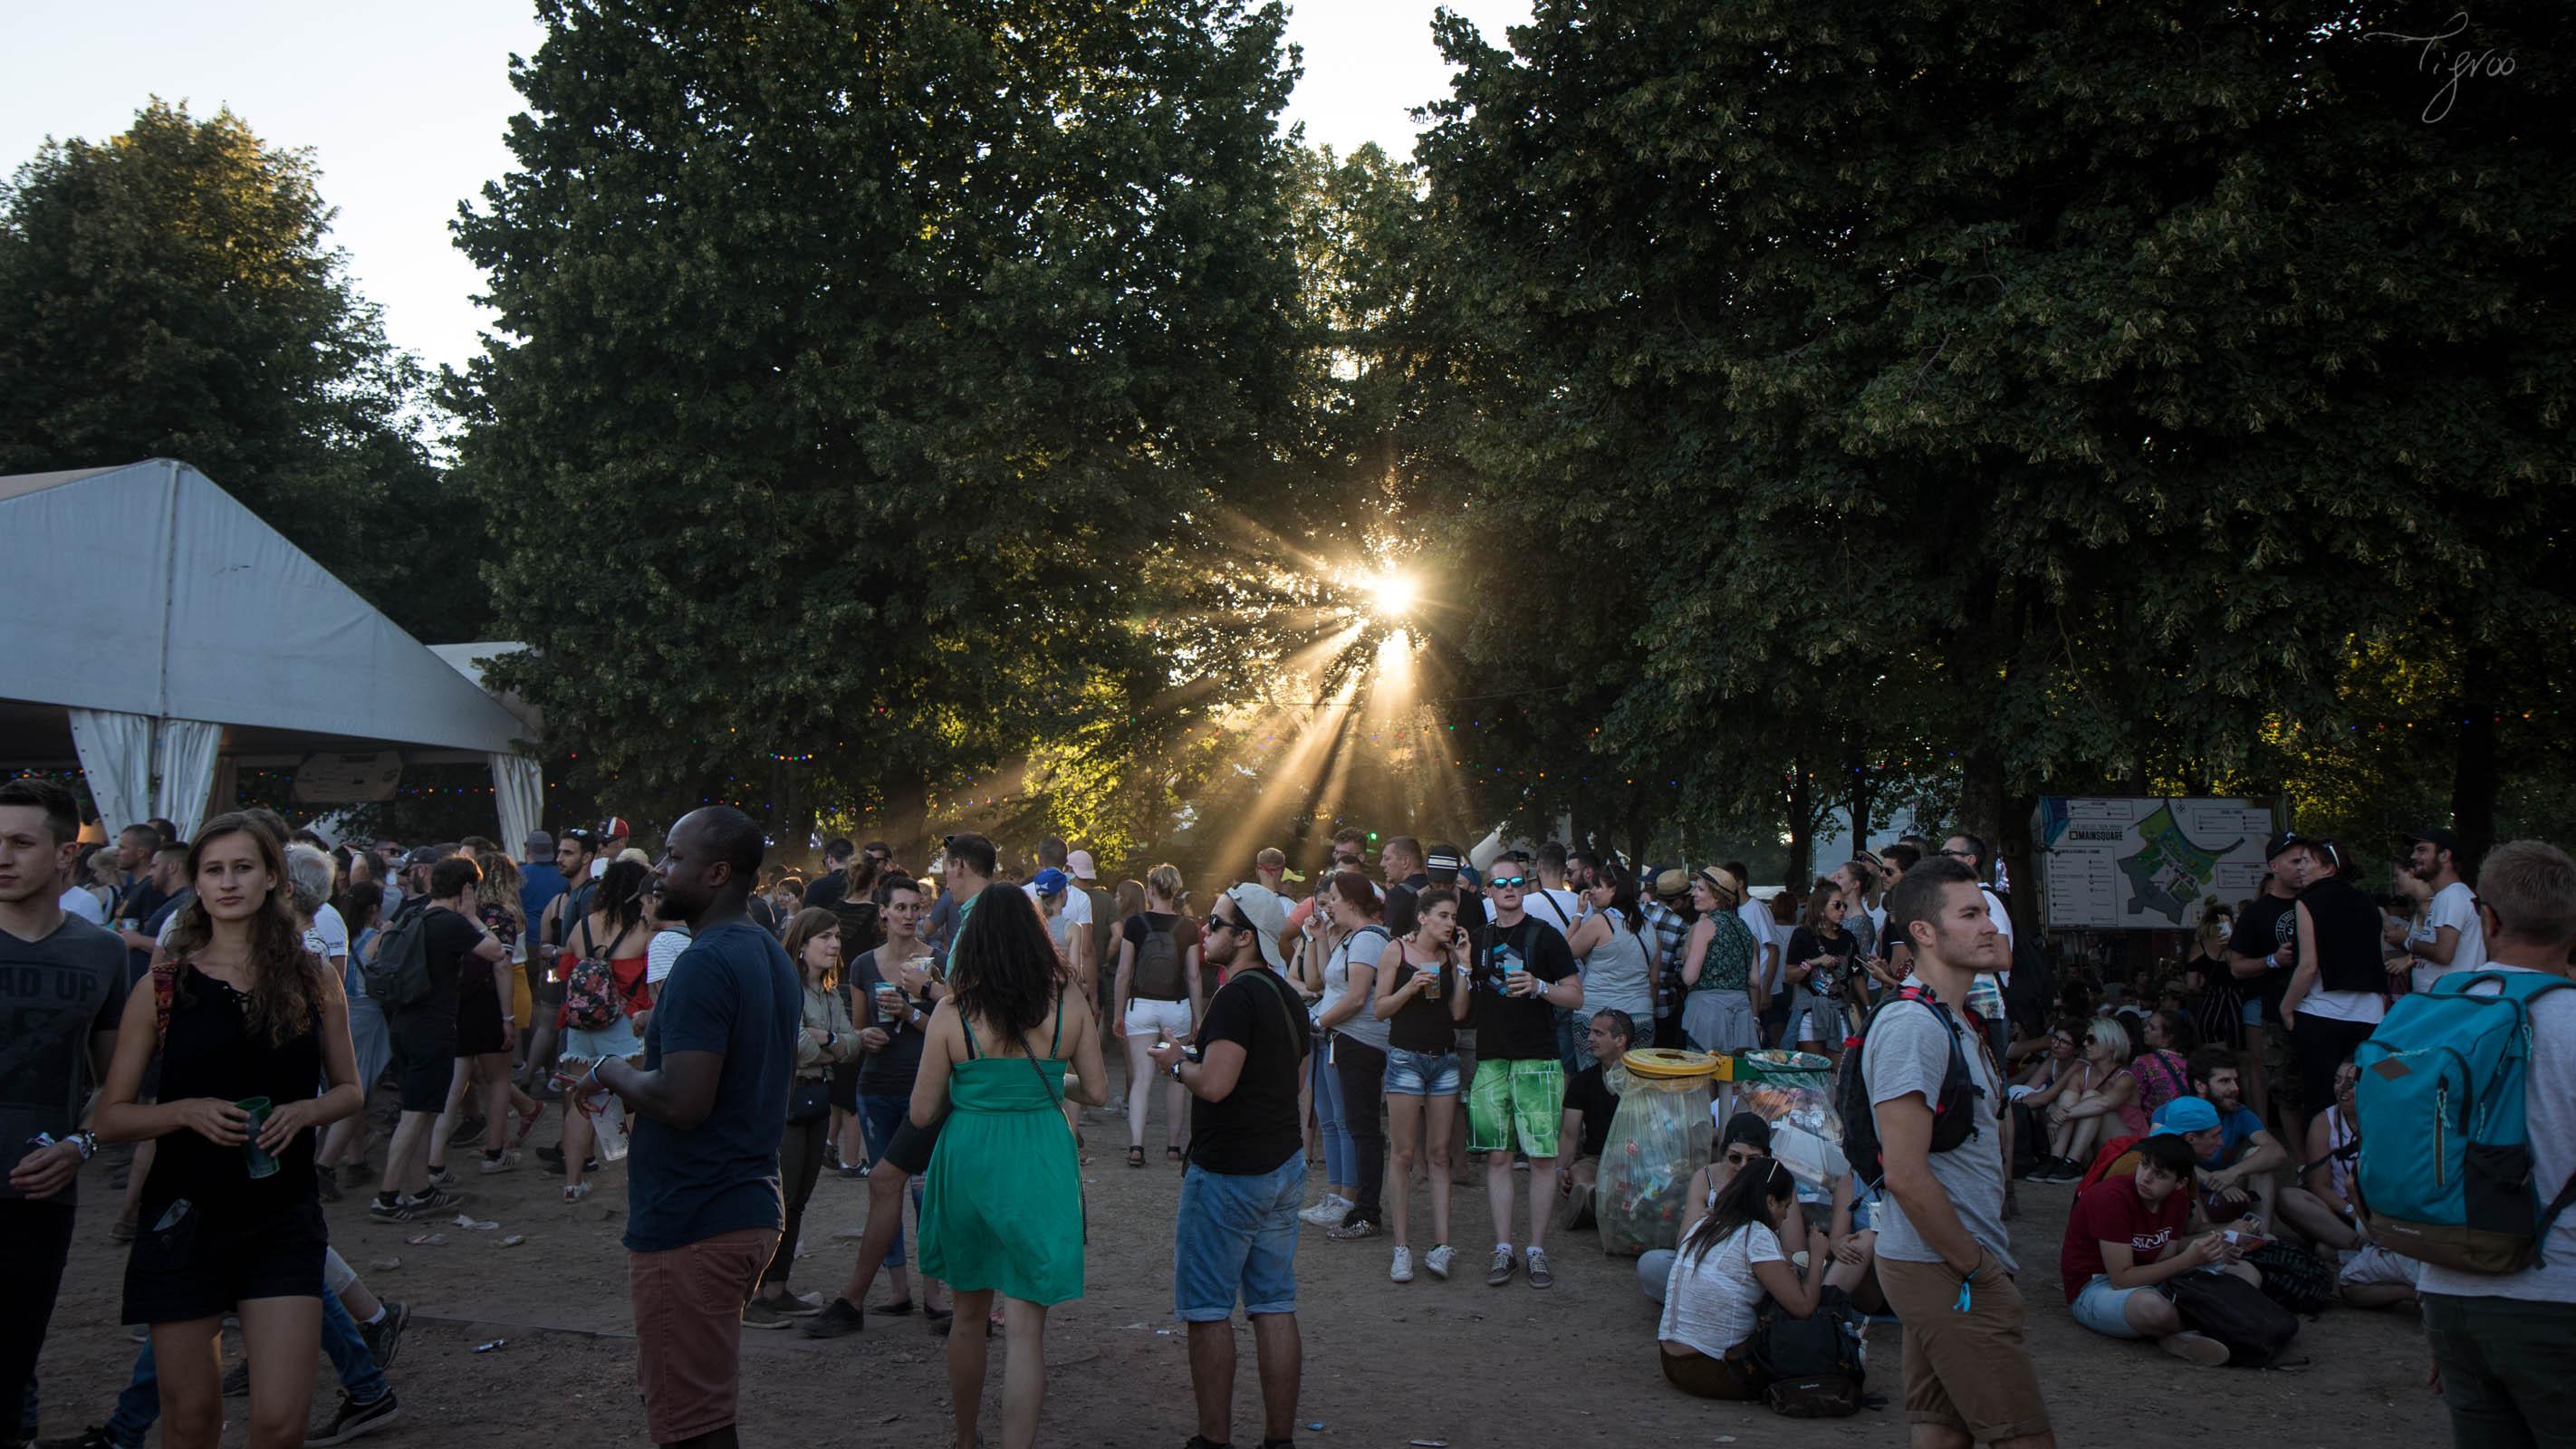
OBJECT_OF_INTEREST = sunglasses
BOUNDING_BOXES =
[1206,910,1244,936]
[1937,848,1975,859]
[1724,1147,1763,1166]
[1487,876,1528,889]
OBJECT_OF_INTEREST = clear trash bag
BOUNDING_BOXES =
[1595,1060,1716,1257]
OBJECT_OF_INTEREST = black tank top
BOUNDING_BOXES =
[140,960,325,1223]
[2299,877,2386,998]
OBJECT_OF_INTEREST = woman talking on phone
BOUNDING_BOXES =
[1371,884,1473,1282]
[94,814,363,1449]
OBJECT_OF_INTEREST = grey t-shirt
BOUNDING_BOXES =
[1,914,130,1204]
[1861,993,2014,1271]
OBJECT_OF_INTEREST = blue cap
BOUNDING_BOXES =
[2151,1097,2221,1137]
[1030,868,1070,897]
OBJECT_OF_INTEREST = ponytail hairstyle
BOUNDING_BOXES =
[1679,1158,1795,1268]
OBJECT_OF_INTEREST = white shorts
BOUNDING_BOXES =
[2339,1243,2422,1290]
[1125,996,1193,1040]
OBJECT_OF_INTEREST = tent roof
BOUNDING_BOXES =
[0,458,526,755]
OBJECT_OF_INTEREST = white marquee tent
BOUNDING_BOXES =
[0,459,543,844]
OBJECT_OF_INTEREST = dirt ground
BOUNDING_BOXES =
[30,1080,2449,1449]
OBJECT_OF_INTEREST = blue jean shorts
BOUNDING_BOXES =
[1175,1156,1305,1322]
[2069,1273,2153,1338]
[1384,1047,1462,1097]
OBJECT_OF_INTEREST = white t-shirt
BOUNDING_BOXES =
[60,887,106,926]
[646,927,689,985]
[1025,882,1093,926]
[1658,1222,1782,1358]
[1736,899,1783,990]
[2414,880,2487,993]
[2416,964,2576,1304]
[311,901,350,964]
[1523,888,1582,936]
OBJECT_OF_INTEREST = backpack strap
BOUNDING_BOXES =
[2533,1174,2576,1268]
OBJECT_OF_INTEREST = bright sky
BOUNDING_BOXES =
[1,0,1528,376]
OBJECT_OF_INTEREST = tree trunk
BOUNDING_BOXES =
[1847,730,1874,854]
[2452,642,2499,865]
[884,775,932,869]
[1786,760,1815,890]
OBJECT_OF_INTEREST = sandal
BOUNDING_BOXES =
[1165,1146,1184,1163]
[1127,1147,1147,1169]
[876,1298,918,1317]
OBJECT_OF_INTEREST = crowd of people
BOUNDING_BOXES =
[5,785,2570,1449]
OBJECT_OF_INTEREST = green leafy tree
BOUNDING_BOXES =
[449,0,1308,856]
[1418,0,2574,905]
[0,101,481,640]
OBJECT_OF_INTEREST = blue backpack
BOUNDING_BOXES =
[2353,969,2575,1272]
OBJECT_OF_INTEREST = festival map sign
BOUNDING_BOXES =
[2036,797,2280,930]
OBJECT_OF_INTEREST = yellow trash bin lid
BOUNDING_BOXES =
[1620,1048,1723,1082]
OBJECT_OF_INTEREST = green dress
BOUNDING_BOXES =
[918,1002,1084,1305]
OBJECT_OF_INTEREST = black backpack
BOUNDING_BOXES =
[1839,989,1985,1195]
[2167,1269,2301,1367]
[2245,1243,2336,1316]
[1133,916,1187,999]
[1753,1284,1869,1417]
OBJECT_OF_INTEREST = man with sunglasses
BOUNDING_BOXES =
[1149,885,1307,1449]
[1466,866,1583,1288]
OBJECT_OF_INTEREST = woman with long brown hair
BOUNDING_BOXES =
[94,814,364,1449]
[912,885,1108,1449]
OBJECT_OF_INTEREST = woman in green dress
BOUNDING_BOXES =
[911,882,1109,1449]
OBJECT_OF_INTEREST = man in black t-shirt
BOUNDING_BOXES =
[1553,1009,1635,1232]
[2225,832,2312,1133]
[1149,884,1307,1449]
[1465,866,1582,1289]
[375,857,505,1222]
[803,839,856,914]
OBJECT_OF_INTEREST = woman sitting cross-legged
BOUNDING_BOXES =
[1654,1159,1868,1400]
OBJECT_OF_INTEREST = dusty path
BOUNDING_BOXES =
[30,1090,2446,1448]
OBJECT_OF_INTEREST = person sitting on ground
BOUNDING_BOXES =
[2031,1019,2147,1184]
[2012,1019,2087,1095]
[1555,1009,1637,1231]
[2130,1009,2196,1121]
[1653,1160,1860,1401]
[2186,1045,2288,1223]
[2059,1134,2256,1366]
[1638,1112,1774,1300]
[2273,1055,2419,1310]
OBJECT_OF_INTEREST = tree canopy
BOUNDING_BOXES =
[0,100,482,640]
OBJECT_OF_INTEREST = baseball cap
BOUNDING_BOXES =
[401,846,444,869]
[2149,1097,2221,1137]
[2262,830,2311,861]
[2400,827,2459,855]
[1065,849,1098,882]
[1030,867,1070,897]
[598,816,631,840]
[1223,883,1290,971]
[1424,846,1464,880]
[1653,868,1688,899]
[524,830,554,855]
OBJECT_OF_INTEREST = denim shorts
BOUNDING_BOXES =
[1175,1155,1306,1322]
[2068,1273,2153,1338]
[1384,1047,1462,1098]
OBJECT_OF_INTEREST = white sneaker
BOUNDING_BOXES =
[1389,1246,1415,1283]
[1424,1244,1456,1281]
[1298,1193,1351,1227]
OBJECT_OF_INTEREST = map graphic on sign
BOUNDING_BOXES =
[2037,798,2278,930]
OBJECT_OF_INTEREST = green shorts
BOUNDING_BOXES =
[1466,1057,1563,1158]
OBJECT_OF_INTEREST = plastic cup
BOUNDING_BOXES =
[236,1096,277,1178]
